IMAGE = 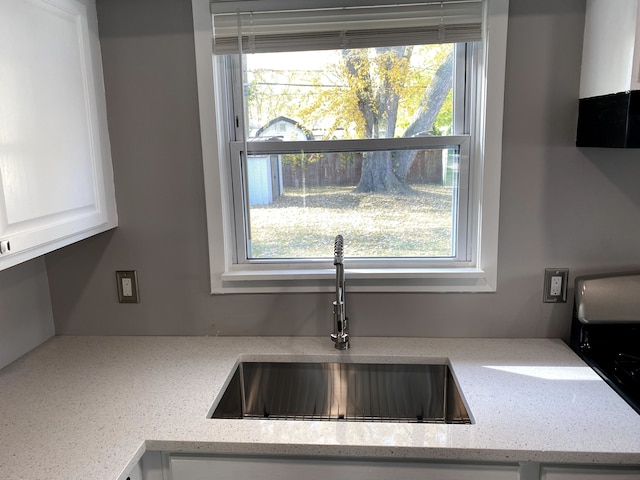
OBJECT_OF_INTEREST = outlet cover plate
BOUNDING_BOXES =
[543,268,568,303]
[116,270,140,303]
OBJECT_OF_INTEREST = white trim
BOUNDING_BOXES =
[192,0,509,294]
[243,136,472,153]
[211,0,482,15]
[634,1,640,89]
[212,3,483,54]
[474,0,509,292]
[220,267,493,293]
[193,0,229,292]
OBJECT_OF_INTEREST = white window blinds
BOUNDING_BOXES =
[211,1,483,54]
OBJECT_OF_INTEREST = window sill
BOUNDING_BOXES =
[216,267,496,294]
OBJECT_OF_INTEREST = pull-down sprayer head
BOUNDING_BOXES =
[334,235,344,265]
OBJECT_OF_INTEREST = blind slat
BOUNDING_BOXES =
[212,2,483,54]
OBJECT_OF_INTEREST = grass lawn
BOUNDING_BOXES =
[248,184,455,258]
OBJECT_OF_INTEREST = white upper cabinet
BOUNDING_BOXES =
[580,0,640,98]
[0,0,117,271]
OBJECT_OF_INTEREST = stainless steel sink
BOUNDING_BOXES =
[211,362,471,424]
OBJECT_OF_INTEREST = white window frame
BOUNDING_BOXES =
[192,0,509,294]
[225,45,472,265]
[230,137,470,264]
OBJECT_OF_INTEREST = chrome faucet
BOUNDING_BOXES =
[331,235,349,350]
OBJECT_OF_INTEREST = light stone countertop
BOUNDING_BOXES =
[0,336,639,480]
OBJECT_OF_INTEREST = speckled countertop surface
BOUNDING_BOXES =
[0,336,639,480]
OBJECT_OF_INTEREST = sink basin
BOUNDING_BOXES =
[211,362,471,423]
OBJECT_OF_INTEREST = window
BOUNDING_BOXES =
[191,0,509,293]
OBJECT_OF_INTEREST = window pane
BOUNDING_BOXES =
[245,148,460,259]
[244,44,456,142]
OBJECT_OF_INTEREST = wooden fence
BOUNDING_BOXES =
[281,150,445,188]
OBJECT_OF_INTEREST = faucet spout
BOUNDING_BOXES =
[331,235,349,350]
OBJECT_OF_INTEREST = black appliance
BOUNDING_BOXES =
[576,90,640,148]
[569,272,640,415]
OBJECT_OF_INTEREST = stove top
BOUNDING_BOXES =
[570,272,640,416]
[575,349,640,415]
[612,353,640,404]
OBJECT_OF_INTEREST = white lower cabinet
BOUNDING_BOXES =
[541,465,640,480]
[164,455,640,480]
[168,455,520,480]
[125,462,143,480]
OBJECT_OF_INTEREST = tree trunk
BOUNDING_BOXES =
[352,47,413,193]
[354,151,414,194]
[394,50,454,183]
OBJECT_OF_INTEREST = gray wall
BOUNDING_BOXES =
[45,0,640,340]
[0,258,54,369]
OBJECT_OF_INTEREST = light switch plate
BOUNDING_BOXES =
[543,268,568,303]
[116,270,139,303]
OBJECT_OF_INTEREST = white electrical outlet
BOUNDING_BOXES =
[550,276,563,296]
[122,278,133,297]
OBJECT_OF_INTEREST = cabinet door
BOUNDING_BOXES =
[169,455,519,480]
[125,462,143,480]
[541,465,640,480]
[0,0,117,270]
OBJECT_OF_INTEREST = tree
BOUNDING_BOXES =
[245,44,455,193]
[343,46,414,194]
[347,47,454,193]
